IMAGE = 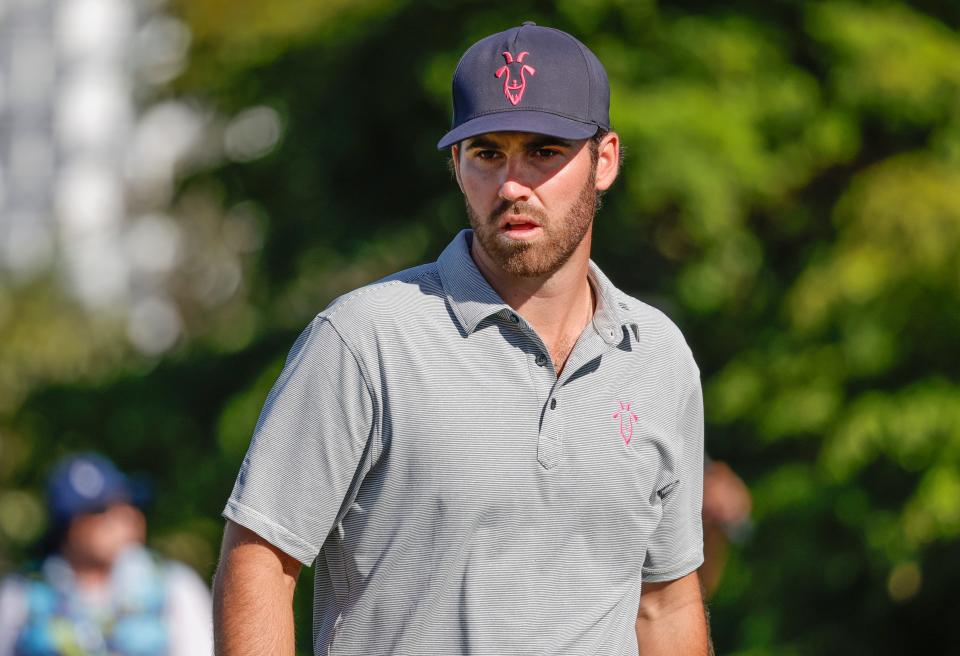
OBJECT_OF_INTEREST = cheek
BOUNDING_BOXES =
[460,173,497,212]
[66,518,98,546]
[538,166,592,212]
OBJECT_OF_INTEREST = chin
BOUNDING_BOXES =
[501,250,569,278]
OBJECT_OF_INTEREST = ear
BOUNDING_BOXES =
[594,131,620,192]
[451,144,464,193]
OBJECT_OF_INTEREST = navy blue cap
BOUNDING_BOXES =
[46,453,132,526]
[438,22,610,149]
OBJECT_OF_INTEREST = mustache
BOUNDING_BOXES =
[488,200,548,224]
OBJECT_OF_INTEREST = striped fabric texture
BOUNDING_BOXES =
[224,229,704,655]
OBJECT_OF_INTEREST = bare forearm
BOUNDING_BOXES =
[635,573,710,656]
[214,522,301,656]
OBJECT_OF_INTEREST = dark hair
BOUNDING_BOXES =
[588,128,625,170]
[588,128,607,165]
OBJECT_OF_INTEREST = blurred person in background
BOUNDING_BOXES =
[0,453,214,655]
[700,459,752,597]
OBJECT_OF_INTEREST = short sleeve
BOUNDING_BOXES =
[641,368,705,582]
[223,316,376,566]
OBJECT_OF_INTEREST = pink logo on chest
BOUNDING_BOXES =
[612,401,639,445]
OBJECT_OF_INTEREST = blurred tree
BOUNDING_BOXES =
[2,0,958,653]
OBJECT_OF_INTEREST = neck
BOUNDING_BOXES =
[471,231,595,373]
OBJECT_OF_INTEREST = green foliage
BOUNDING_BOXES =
[216,356,284,459]
[2,0,959,652]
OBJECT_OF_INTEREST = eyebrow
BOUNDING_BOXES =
[526,136,574,149]
[464,135,575,150]
[464,136,502,151]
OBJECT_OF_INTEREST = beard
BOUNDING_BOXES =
[465,169,599,278]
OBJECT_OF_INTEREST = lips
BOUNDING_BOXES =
[503,222,539,232]
[496,215,543,241]
[498,215,541,231]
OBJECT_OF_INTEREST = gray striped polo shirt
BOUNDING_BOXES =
[224,229,704,656]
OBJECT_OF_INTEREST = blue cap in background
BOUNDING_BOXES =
[46,453,133,527]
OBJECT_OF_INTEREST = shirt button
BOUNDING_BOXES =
[550,398,557,410]
[509,314,520,324]
[535,353,547,366]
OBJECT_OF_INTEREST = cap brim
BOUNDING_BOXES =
[437,111,600,149]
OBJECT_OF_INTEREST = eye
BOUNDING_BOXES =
[474,149,500,160]
[533,148,561,159]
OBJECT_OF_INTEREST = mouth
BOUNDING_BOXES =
[498,215,543,240]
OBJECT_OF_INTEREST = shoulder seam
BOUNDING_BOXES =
[318,316,383,463]
[318,265,440,323]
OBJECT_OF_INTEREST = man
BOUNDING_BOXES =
[215,23,709,655]
[0,453,214,655]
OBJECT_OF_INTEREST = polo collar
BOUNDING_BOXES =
[438,230,629,346]
[588,261,629,346]
[437,230,511,334]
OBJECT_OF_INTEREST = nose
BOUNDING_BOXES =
[497,160,533,203]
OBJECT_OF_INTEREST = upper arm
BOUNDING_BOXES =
[642,355,705,582]
[217,520,302,592]
[213,523,302,654]
[637,571,704,622]
[636,572,709,655]
[222,316,377,566]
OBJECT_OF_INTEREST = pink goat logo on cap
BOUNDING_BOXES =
[613,401,639,445]
[496,51,536,106]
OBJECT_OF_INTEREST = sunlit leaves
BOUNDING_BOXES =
[172,0,406,86]
[823,382,960,481]
[0,490,46,546]
[789,153,960,332]
[808,2,960,125]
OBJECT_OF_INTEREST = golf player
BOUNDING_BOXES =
[214,22,709,655]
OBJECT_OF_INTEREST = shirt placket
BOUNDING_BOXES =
[522,317,619,470]
[537,380,564,469]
